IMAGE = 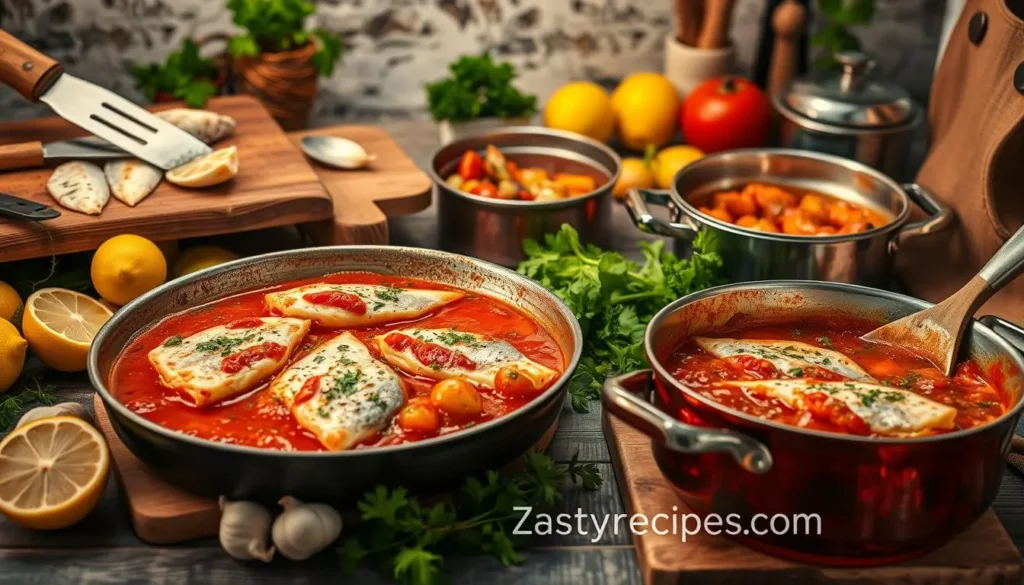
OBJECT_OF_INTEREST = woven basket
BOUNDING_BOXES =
[236,41,319,130]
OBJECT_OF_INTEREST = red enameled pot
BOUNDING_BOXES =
[603,281,1024,565]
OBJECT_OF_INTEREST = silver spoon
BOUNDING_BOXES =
[300,136,376,170]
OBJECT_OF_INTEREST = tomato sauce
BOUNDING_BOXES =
[666,319,1006,436]
[109,272,565,452]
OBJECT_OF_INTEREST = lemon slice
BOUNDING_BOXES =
[0,416,109,530]
[166,146,239,188]
[22,288,112,372]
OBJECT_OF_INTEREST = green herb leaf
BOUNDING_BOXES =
[0,380,60,430]
[425,53,537,122]
[163,335,184,347]
[129,38,219,107]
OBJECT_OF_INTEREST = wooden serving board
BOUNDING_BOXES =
[288,125,432,246]
[0,96,333,262]
[94,394,558,544]
[604,413,1024,585]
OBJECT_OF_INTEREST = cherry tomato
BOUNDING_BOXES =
[398,403,441,433]
[681,77,772,154]
[494,366,537,395]
[430,379,483,418]
[471,181,498,198]
[458,150,484,180]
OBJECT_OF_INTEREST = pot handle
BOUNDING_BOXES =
[602,370,774,474]
[892,183,955,252]
[978,315,1024,456]
[626,189,700,240]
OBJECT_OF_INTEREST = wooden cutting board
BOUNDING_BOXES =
[288,125,432,246]
[0,96,333,263]
[94,394,558,544]
[604,413,1024,585]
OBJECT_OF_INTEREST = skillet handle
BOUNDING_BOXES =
[891,183,954,252]
[602,370,774,474]
[626,188,700,240]
[979,315,1024,456]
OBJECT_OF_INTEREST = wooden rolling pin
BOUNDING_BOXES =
[697,0,734,49]
[768,0,807,97]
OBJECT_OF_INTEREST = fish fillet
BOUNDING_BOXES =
[104,160,162,206]
[47,161,109,215]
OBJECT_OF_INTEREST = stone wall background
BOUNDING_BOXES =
[0,0,946,123]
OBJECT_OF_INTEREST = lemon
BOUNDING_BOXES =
[91,234,167,307]
[654,145,705,189]
[173,245,239,277]
[0,416,109,530]
[166,146,239,188]
[613,157,657,199]
[543,82,615,143]
[22,288,112,373]
[0,320,27,393]
[0,282,21,324]
[612,72,681,151]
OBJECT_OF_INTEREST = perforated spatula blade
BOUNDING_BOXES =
[0,30,210,170]
[862,225,1024,375]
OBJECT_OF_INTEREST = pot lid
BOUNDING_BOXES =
[777,52,917,129]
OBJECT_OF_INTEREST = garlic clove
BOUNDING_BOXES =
[301,136,376,170]
[272,496,343,561]
[219,496,275,562]
[17,402,93,428]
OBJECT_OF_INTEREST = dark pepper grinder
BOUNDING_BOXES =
[753,0,810,88]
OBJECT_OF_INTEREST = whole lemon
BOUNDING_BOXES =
[543,82,615,142]
[0,282,22,323]
[0,319,27,392]
[612,72,681,151]
[91,235,167,307]
[173,246,239,277]
[613,157,657,199]
[655,145,705,189]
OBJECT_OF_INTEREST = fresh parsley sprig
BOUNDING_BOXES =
[425,53,537,123]
[337,451,601,585]
[518,225,724,412]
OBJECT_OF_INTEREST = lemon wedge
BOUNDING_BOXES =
[0,416,109,530]
[22,288,112,372]
[166,146,239,188]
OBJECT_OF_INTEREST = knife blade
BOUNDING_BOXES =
[0,137,134,172]
[0,192,61,222]
[0,30,211,170]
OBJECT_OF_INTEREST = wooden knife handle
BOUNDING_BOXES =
[0,30,63,101]
[768,0,807,98]
[697,0,734,49]
[0,141,44,172]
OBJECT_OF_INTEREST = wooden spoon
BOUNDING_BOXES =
[767,0,807,98]
[697,0,734,49]
[862,225,1024,375]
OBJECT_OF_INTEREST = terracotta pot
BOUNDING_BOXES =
[236,42,319,130]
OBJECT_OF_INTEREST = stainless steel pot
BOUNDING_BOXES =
[627,148,953,286]
[87,246,583,502]
[430,126,621,267]
[603,281,1024,563]
[774,52,923,181]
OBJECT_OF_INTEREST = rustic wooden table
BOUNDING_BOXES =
[1,120,1022,584]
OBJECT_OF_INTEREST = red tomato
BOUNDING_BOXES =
[458,151,484,180]
[471,181,498,198]
[681,77,771,154]
[494,366,537,395]
[302,291,367,315]
[221,342,286,374]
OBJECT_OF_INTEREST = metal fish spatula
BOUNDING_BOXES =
[0,30,210,170]
[862,225,1024,375]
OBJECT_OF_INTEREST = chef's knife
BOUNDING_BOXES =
[0,30,210,170]
[0,137,130,172]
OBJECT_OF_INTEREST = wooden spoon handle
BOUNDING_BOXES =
[697,0,734,49]
[0,30,63,101]
[768,0,807,97]
[0,141,44,171]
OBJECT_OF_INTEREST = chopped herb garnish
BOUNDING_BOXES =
[163,335,183,347]
[429,363,442,371]
[861,388,882,406]
[196,333,255,356]
[324,370,363,401]
[374,286,403,303]
[373,301,386,311]
[788,368,804,377]
[313,355,326,364]
[435,330,479,347]
[817,336,834,349]
[822,358,832,366]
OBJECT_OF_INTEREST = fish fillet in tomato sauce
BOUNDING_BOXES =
[666,319,1006,436]
[109,273,564,451]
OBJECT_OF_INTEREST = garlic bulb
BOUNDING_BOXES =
[271,496,342,561]
[219,496,275,562]
[17,402,92,428]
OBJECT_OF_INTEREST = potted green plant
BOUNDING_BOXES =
[227,0,342,129]
[426,53,538,145]
[130,39,222,108]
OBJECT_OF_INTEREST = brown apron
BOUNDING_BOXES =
[897,0,1024,323]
